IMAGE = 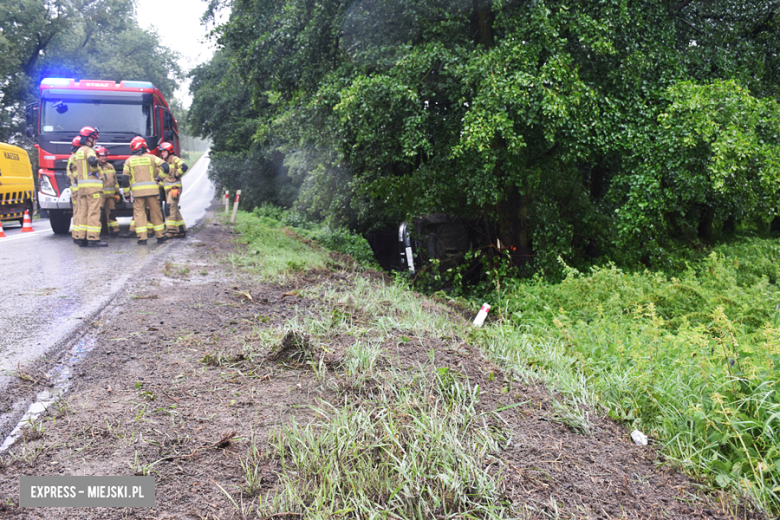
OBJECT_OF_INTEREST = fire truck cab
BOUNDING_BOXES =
[26,78,180,234]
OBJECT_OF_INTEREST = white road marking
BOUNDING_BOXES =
[0,229,52,242]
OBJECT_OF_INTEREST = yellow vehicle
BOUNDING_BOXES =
[0,142,35,225]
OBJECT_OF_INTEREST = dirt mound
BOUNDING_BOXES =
[268,330,313,363]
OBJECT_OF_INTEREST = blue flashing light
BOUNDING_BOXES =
[41,78,73,86]
[122,81,154,89]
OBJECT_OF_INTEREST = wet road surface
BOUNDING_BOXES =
[0,152,214,384]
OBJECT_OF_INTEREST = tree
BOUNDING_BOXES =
[618,80,780,247]
[193,0,780,274]
[0,0,181,142]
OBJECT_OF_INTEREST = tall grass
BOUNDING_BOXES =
[251,204,379,267]
[471,240,780,512]
[262,370,510,519]
[226,210,509,517]
[227,211,329,281]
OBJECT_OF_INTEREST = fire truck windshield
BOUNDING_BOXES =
[40,97,153,136]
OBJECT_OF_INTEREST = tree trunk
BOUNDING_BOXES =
[497,183,533,265]
[697,205,715,243]
[723,214,736,234]
[589,164,605,201]
[770,216,780,233]
[470,0,495,47]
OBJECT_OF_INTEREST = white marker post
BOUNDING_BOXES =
[230,190,241,224]
[473,303,491,327]
[224,190,230,213]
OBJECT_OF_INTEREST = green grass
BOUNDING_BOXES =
[182,150,205,166]
[251,204,379,267]
[227,212,510,517]
[226,207,778,515]
[261,368,509,519]
[227,211,329,281]
[466,239,780,513]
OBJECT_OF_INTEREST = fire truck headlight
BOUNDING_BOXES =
[39,174,57,197]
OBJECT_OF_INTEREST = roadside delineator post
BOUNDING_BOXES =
[21,210,34,232]
[230,190,241,224]
[473,303,491,327]
[224,190,230,214]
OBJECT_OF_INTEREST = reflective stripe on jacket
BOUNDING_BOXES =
[101,163,119,195]
[74,145,102,196]
[123,154,165,198]
[162,155,185,191]
[66,154,79,194]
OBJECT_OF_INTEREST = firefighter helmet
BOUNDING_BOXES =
[159,142,174,156]
[130,136,147,152]
[79,126,99,139]
[71,136,81,147]
[94,146,108,156]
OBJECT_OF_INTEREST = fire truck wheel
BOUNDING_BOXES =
[49,209,71,234]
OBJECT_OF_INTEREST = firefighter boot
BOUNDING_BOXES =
[81,240,109,248]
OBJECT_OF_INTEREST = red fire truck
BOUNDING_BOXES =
[25,78,180,234]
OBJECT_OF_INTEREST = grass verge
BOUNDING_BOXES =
[225,210,511,518]
[227,211,329,282]
[224,209,754,518]
[466,242,780,514]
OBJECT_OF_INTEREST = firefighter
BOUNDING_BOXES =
[124,136,169,245]
[95,146,120,235]
[66,136,81,244]
[73,126,108,247]
[158,142,189,238]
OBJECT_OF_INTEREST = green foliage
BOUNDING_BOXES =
[251,204,379,267]
[0,0,181,142]
[471,236,780,511]
[617,81,780,254]
[193,0,780,276]
[208,149,298,210]
[188,51,256,154]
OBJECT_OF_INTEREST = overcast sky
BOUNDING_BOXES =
[134,0,223,106]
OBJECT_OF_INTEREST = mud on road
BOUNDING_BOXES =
[0,214,750,519]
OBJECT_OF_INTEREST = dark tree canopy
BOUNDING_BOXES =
[191,0,780,275]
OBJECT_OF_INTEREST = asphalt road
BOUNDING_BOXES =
[0,152,214,382]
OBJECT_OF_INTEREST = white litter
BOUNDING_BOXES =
[630,429,648,446]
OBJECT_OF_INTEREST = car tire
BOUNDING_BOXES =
[49,209,71,234]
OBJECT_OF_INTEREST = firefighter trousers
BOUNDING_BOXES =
[133,196,165,240]
[71,193,81,239]
[165,191,186,236]
[102,196,119,234]
[74,193,103,241]
[129,218,154,235]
